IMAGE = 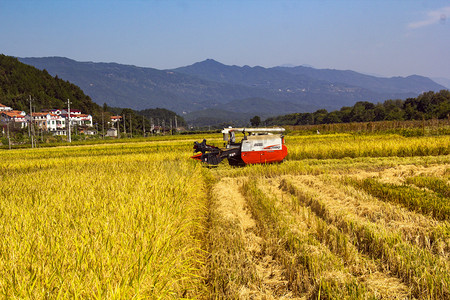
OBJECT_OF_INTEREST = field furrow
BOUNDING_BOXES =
[281,176,450,299]
[281,172,450,259]
[241,179,381,299]
[258,177,410,299]
[207,177,295,299]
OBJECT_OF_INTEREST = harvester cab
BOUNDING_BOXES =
[191,127,288,166]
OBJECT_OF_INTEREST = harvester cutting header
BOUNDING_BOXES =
[191,127,288,166]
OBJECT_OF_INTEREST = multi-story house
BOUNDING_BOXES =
[29,112,49,130]
[61,109,93,127]
[0,110,27,128]
[28,112,67,135]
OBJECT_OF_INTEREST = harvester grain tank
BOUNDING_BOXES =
[191,127,288,166]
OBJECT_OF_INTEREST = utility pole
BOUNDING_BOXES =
[33,105,39,148]
[170,118,173,135]
[150,117,154,136]
[7,120,11,150]
[130,114,132,138]
[123,114,126,137]
[175,115,178,132]
[102,112,104,139]
[67,99,72,143]
[117,117,120,139]
[143,116,146,137]
[28,95,31,138]
[29,95,34,148]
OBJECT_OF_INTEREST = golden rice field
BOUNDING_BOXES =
[0,132,449,299]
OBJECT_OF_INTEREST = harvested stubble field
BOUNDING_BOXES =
[0,131,449,299]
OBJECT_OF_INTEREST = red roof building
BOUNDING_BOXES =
[1,111,27,128]
[0,103,13,112]
[110,116,122,123]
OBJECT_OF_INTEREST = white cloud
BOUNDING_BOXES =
[408,6,450,29]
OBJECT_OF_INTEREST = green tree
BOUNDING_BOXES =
[313,109,328,124]
[384,99,405,120]
[324,111,342,123]
[250,115,261,127]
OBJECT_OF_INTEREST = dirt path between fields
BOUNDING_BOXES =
[260,177,411,299]
[213,177,299,299]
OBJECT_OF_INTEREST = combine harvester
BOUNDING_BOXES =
[191,127,288,166]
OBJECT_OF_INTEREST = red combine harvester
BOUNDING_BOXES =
[191,127,288,166]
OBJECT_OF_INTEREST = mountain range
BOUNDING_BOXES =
[19,57,446,126]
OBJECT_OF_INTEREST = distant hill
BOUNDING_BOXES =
[19,57,278,113]
[19,57,447,126]
[184,97,311,126]
[274,65,444,94]
[432,77,450,90]
[184,108,252,127]
[0,55,101,115]
[174,59,444,99]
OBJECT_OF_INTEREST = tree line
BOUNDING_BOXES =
[265,90,450,126]
[104,105,186,136]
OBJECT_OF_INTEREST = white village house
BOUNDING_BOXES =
[27,112,67,135]
[0,102,94,135]
[60,109,93,127]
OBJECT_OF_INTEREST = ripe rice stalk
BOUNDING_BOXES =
[286,134,449,160]
[0,144,207,298]
[406,175,450,198]
[241,179,373,299]
[256,177,413,298]
[347,177,450,221]
[320,174,450,259]
[280,178,450,299]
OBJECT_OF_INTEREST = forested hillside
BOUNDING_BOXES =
[138,108,186,127]
[265,90,450,126]
[0,55,101,116]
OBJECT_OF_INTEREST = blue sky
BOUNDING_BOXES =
[1,0,449,80]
